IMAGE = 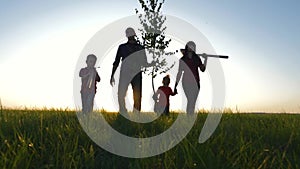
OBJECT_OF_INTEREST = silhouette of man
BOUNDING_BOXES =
[110,27,151,113]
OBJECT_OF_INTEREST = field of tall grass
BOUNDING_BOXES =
[0,108,299,169]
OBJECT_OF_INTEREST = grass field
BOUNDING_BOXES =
[0,108,299,169]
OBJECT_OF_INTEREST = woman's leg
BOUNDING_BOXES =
[182,82,200,114]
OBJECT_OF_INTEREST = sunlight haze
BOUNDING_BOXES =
[0,0,299,113]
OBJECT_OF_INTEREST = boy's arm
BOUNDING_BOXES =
[79,68,90,78]
[95,71,101,82]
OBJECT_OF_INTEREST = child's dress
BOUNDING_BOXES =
[154,86,176,116]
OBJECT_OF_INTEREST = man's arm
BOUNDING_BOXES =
[139,46,155,68]
[110,46,122,86]
[111,66,118,75]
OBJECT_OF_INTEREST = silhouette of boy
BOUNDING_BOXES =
[79,54,100,113]
[153,75,177,116]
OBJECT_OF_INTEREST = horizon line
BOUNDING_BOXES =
[1,106,299,114]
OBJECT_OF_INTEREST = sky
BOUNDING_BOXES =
[0,0,299,113]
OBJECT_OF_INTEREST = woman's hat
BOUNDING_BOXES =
[180,41,196,54]
[186,41,196,52]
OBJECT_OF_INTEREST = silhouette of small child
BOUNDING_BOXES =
[153,75,177,116]
[79,54,100,113]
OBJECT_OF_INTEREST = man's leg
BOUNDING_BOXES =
[131,72,142,112]
[118,79,129,113]
[118,68,132,113]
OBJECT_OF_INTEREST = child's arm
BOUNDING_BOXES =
[170,88,178,96]
[153,88,163,101]
[152,90,158,101]
[95,71,101,82]
[79,68,90,78]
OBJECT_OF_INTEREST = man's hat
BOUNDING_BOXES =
[125,27,136,37]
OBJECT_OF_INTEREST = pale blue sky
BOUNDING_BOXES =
[0,0,299,112]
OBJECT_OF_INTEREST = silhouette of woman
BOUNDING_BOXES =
[174,41,207,114]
